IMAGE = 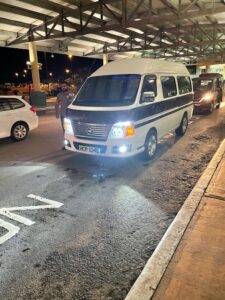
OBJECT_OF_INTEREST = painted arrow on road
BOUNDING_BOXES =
[0,194,63,245]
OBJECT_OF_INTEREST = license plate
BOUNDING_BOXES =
[194,103,201,107]
[79,145,101,153]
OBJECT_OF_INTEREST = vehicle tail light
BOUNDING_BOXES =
[30,106,37,114]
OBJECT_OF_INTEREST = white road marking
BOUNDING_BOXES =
[0,194,63,225]
[0,194,63,244]
[0,211,35,226]
[27,194,63,209]
[189,115,203,125]
[0,219,20,245]
[159,132,174,143]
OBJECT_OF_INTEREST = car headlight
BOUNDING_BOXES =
[63,118,74,135]
[200,93,212,102]
[109,122,135,139]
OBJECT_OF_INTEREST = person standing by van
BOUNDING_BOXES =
[55,82,75,131]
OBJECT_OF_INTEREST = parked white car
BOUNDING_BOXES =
[0,96,38,141]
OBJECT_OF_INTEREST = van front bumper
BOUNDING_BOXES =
[193,101,212,112]
[64,134,143,157]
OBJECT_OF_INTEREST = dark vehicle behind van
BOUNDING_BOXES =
[193,73,224,113]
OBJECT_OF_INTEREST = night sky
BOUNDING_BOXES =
[0,47,103,83]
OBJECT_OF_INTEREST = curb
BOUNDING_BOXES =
[125,138,225,300]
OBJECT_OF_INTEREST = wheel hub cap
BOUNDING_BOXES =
[15,125,26,138]
[182,118,188,132]
[148,136,156,156]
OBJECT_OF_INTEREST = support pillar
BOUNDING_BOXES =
[29,41,40,92]
[28,41,46,108]
[206,65,211,73]
[103,53,109,65]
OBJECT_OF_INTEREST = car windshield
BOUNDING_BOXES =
[73,74,141,107]
[194,79,213,91]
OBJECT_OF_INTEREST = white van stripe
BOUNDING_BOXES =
[134,102,193,128]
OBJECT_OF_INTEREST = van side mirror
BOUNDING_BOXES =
[141,91,155,103]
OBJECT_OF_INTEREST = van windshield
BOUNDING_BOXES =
[194,79,213,91]
[73,74,141,107]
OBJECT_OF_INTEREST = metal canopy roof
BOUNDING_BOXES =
[1,0,225,64]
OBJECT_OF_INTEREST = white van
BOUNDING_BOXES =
[64,58,193,160]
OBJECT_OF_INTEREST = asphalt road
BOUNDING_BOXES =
[1,105,225,300]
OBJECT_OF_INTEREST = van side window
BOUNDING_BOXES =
[0,99,11,112]
[177,76,192,94]
[161,76,177,98]
[140,75,157,101]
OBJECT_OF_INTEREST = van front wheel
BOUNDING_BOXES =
[175,114,188,136]
[142,130,157,160]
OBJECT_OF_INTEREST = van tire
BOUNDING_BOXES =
[142,129,157,161]
[175,113,188,136]
[11,122,29,142]
[208,103,214,113]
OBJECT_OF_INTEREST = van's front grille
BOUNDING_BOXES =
[73,122,111,141]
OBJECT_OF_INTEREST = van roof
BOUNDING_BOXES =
[199,73,223,79]
[91,58,190,77]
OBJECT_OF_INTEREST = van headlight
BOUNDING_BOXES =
[200,93,212,102]
[109,122,135,139]
[63,118,74,135]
